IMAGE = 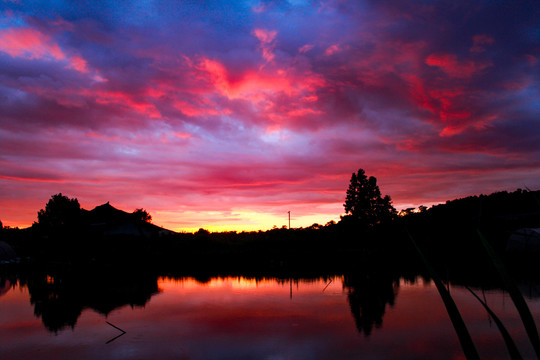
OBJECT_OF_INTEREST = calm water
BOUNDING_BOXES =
[1,274,540,359]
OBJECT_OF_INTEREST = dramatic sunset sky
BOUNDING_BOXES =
[1,1,538,232]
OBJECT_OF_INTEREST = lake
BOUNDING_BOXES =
[1,272,539,359]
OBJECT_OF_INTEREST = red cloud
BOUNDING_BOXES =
[93,90,162,118]
[425,53,492,78]
[196,57,325,106]
[404,74,491,136]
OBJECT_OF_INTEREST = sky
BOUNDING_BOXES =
[0,0,539,232]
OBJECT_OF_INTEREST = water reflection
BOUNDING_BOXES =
[0,275,16,297]
[18,269,159,332]
[343,272,400,336]
[1,270,540,360]
[19,270,404,338]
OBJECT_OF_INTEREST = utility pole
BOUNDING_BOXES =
[288,211,290,229]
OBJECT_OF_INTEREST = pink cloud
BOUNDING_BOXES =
[287,108,322,117]
[253,28,277,63]
[301,95,318,102]
[174,99,220,117]
[173,131,192,139]
[67,55,89,73]
[325,44,340,56]
[253,28,277,44]
[85,132,122,141]
[299,44,314,54]
[0,27,65,60]
[0,27,93,75]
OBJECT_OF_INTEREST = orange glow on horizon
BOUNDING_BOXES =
[157,208,342,233]
[1,198,442,233]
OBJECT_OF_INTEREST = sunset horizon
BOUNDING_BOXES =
[1,1,538,232]
[2,183,534,233]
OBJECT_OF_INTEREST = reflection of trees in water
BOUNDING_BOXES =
[343,272,400,337]
[0,275,17,297]
[20,269,160,333]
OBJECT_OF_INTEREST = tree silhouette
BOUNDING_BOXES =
[344,169,396,226]
[133,208,152,222]
[196,228,210,236]
[37,193,81,232]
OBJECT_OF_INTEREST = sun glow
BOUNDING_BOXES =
[160,209,341,233]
